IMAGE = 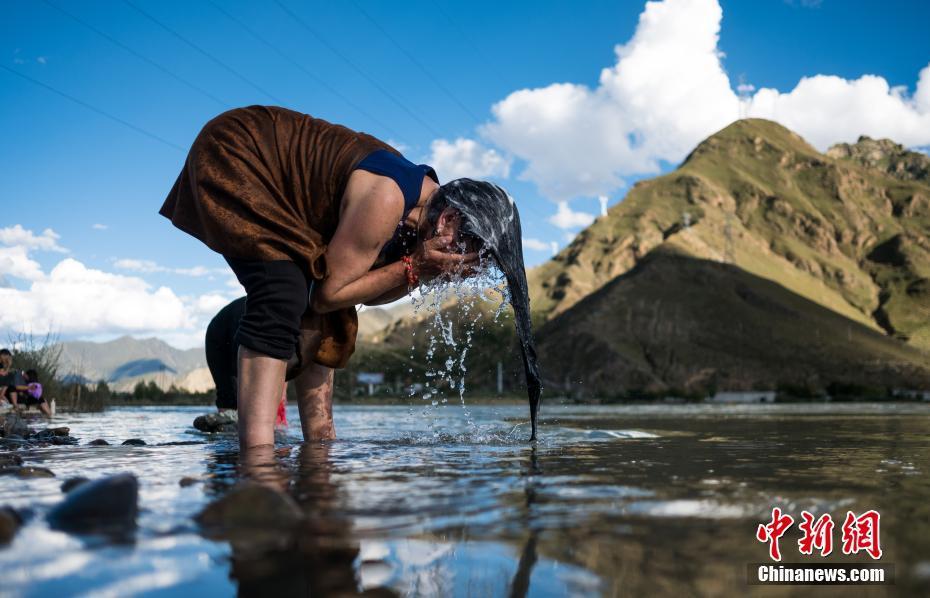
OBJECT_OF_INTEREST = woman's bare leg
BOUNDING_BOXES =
[237,346,287,448]
[294,362,336,441]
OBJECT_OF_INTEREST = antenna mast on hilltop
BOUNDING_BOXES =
[737,76,755,120]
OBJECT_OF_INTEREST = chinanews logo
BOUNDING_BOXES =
[747,508,894,586]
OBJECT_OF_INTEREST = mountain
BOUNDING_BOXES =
[532,120,930,394]
[377,119,930,397]
[531,119,930,347]
[57,336,207,391]
[51,302,416,393]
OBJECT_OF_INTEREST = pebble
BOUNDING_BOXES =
[47,473,138,534]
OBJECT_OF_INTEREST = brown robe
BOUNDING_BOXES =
[159,105,399,371]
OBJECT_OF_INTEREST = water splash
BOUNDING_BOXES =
[408,245,509,435]
[436,180,542,440]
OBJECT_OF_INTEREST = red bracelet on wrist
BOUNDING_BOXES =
[401,255,419,286]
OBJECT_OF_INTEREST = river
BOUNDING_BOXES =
[1,402,929,596]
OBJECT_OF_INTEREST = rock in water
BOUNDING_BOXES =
[193,411,239,434]
[0,507,23,545]
[47,473,138,534]
[121,439,146,446]
[87,439,110,446]
[196,483,303,533]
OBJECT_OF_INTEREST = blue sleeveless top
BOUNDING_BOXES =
[354,149,438,263]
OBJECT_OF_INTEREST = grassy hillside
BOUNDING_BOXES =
[530,119,930,349]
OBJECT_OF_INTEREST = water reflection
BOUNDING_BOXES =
[509,447,540,598]
[200,443,384,596]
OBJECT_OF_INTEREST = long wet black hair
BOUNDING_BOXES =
[423,178,542,440]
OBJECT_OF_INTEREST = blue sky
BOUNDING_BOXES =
[2,0,929,347]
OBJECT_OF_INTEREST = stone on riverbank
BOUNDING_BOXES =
[0,454,23,468]
[193,411,238,434]
[0,413,29,438]
[121,439,146,446]
[12,466,55,478]
[47,473,138,534]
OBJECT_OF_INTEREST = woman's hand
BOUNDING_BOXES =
[411,233,480,282]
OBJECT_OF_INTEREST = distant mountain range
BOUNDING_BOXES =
[55,303,414,393]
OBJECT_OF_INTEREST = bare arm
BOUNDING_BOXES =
[312,185,407,313]
[312,173,479,314]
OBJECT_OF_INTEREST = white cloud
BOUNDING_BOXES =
[549,201,596,229]
[0,224,67,253]
[92,223,108,230]
[522,238,551,252]
[745,67,930,150]
[386,139,411,154]
[480,0,930,204]
[0,246,44,281]
[114,258,224,277]
[428,137,511,180]
[0,258,192,335]
[0,226,240,346]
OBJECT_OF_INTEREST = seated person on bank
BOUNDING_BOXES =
[12,369,52,418]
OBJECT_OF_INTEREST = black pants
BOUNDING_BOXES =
[204,296,246,410]
[224,257,311,361]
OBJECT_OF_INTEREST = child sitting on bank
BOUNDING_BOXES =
[13,369,52,418]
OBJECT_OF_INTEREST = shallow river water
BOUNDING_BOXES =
[1,402,929,597]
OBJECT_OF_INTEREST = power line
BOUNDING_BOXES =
[428,0,501,85]
[42,0,229,109]
[272,0,442,138]
[0,64,184,151]
[205,0,400,139]
[122,0,285,105]
[350,0,480,122]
